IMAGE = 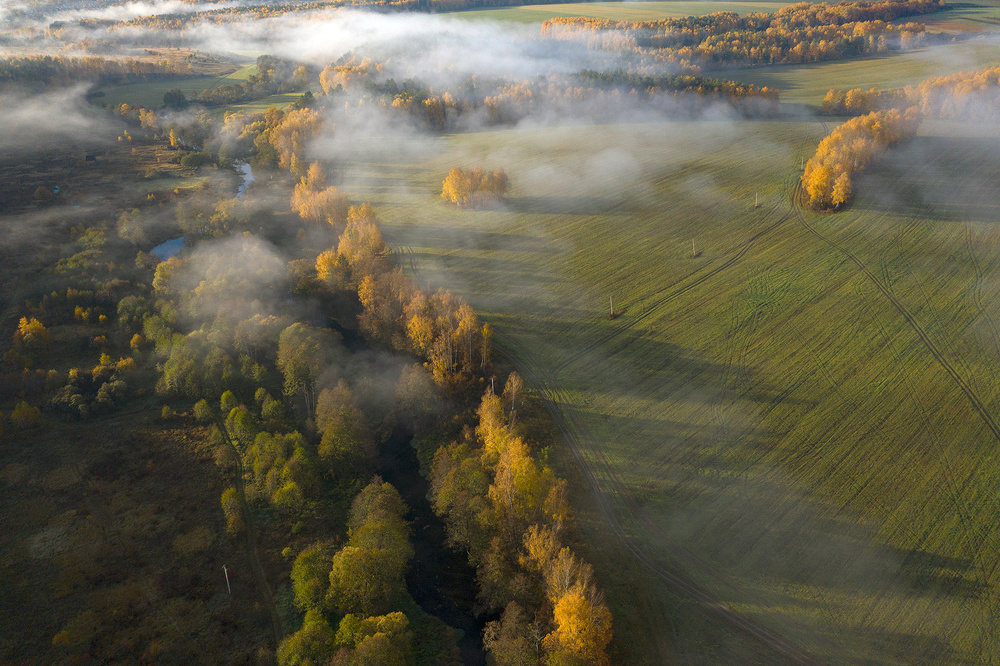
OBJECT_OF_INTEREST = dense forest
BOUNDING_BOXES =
[0,55,192,89]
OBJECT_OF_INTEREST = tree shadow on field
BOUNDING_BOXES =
[859,629,956,665]
[391,224,563,255]
[853,136,1000,223]
[890,547,988,599]
[504,195,630,216]
[536,323,989,660]
[567,329,813,410]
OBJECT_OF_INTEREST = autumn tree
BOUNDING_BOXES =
[801,107,921,209]
[14,317,51,350]
[441,167,510,207]
[10,401,41,429]
[543,585,613,666]
[277,323,344,414]
[484,602,542,666]
[220,486,244,537]
[337,204,388,279]
[269,108,322,175]
[291,162,349,226]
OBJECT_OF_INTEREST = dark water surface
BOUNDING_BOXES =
[377,431,487,665]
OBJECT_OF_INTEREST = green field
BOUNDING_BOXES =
[727,39,1000,106]
[335,111,1000,663]
[447,0,799,23]
[93,65,257,109]
[446,0,1000,26]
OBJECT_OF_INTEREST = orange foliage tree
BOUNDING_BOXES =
[441,167,509,207]
[801,107,921,209]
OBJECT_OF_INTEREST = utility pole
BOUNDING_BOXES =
[692,239,696,257]
[610,295,614,318]
[223,565,231,594]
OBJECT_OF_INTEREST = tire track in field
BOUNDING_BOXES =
[549,178,796,375]
[963,226,1000,617]
[791,191,1000,444]
[492,330,818,665]
[215,418,285,648]
[854,296,991,597]
[965,225,1000,381]
[855,299,993,661]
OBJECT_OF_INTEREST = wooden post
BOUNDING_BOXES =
[223,565,231,594]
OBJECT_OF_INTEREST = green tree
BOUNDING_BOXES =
[291,541,335,612]
[163,88,187,108]
[277,323,343,414]
[326,480,414,616]
[277,609,336,666]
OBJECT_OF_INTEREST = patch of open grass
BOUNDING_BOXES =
[92,65,256,110]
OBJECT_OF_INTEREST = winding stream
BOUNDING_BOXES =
[150,161,255,261]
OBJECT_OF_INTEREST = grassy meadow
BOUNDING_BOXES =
[335,108,1000,663]
[94,64,256,110]
[728,38,1000,106]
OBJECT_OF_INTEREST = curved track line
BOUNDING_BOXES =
[791,193,1000,444]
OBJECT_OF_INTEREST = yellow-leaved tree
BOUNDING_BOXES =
[543,585,613,666]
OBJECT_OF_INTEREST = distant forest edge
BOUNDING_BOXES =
[27,0,948,36]
[542,0,947,70]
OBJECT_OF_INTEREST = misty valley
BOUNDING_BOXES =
[2,0,1000,664]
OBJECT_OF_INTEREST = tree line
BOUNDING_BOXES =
[314,63,781,129]
[0,54,192,90]
[822,66,1000,119]
[807,64,1000,209]
[0,41,618,660]
[542,0,943,71]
